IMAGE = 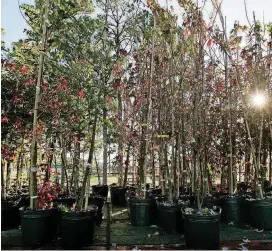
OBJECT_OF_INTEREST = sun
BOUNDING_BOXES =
[252,93,266,107]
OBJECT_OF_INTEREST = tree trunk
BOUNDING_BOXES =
[16,153,23,193]
[117,93,123,186]
[29,0,49,209]
[6,161,11,194]
[95,155,101,185]
[74,141,80,194]
[152,149,156,188]
[1,160,7,200]
[59,136,70,195]
[103,108,108,185]
[245,151,251,183]
[78,105,99,210]
[269,146,272,182]
[123,143,131,188]
[159,147,166,196]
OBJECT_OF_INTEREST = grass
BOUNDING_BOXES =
[90,175,118,185]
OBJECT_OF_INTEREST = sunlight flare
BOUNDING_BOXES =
[252,93,266,107]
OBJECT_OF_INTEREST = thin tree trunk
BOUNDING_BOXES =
[123,143,131,188]
[117,94,124,186]
[245,150,251,183]
[29,0,49,209]
[78,104,99,210]
[59,136,69,194]
[165,145,172,201]
[152,149,156,188]
[16,136,24,192]
[159,146,166,196]
[138,11,156,200]
[103,108,108,185]
[269,146,272,182]
[74,141,80,194]
[95,154,101,185]
[16,154,23,193]
[132,155,135,183]
[2,160,7,200]
[6,161,11,194]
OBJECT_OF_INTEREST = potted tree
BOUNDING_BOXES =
[20,177,59,247]
[57,203,97,248]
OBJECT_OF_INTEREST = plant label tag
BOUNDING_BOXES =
[30,167,38,172]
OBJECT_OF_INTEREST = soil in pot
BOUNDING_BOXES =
[182,206,221,250]
[129,198,154,227]
[20,208,57,247]
[220,196,243,225]
[60,206,97,248]
[247,197,272,230]
[110,186,128,206]
[92,185,109,198]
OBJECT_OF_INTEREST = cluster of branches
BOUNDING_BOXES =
[1,0,271,208]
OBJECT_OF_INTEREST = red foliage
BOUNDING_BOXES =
[120,49,127,56]
[19,66,29,75]
[1,117,8,123]
[106,96,111,104]
[78,88,84,99]
[42,84,49,92]
[14,120,21,129]
[208,26,213,31]
[24,78,36,87]
[8,64,15,71]
[207,39,213,47]
[37,179,60,209]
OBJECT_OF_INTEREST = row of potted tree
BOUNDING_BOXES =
[1,0,272,249]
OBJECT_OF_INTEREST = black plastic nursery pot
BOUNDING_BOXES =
[92,185,109,198]
[129,198,154,227]
[110,186,128,206]
[221,196,243,225]
[60,208,97,248]
[20,208,57,247]
[248,198,272,230]
[53,197,76,207]
[158,204,183,234]
[182,206,221,250]
[203,197,222,208]
[87,194,105,226]
[151,196,167,226]
[241,195,253,225]
[1,199,22,230]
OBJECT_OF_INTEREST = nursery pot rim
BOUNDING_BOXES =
[130,198,154,203]
[181,206,222,220]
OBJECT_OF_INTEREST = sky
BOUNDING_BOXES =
[1,0,272,48]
